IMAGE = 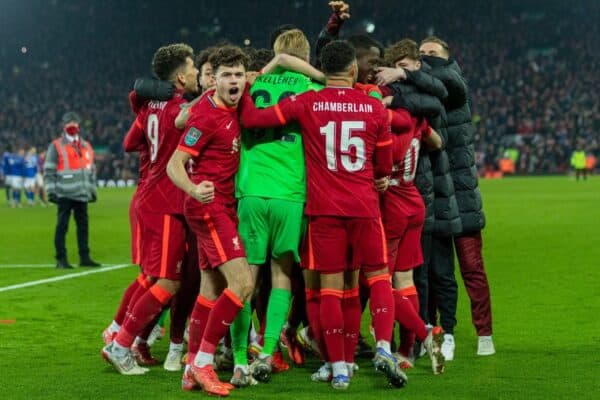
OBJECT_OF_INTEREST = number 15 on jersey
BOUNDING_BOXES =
[320,121,366,172]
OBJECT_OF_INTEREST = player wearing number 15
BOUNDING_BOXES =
[240,40,404,389]
[102,43,199,375]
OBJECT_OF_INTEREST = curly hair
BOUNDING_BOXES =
[151,43,194,81]
[320,40,356,75]
[208,45,249,73]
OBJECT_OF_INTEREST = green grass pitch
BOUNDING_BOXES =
[0,177,599,399]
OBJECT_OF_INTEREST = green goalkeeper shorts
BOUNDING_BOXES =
[237,196,305,265]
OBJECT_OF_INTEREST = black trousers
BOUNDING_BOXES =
[55,199,89,261]
[427,235,458,334]
[413,233,432,325]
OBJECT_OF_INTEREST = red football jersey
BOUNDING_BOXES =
[240,86,392,218]
[123,92,187,215]
[381,110,430,235]
[177,91,241,212]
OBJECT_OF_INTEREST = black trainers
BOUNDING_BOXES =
[56,259,74,269]
[80,258,101,267]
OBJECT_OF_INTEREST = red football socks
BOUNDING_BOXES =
[115,284,173,348]
[367,275,395,343]
[198,289,243,355]
[394,286,427,341]
[186,295,215,363]
[342,287,361,364]
[320,289,344,363]
[113,274,144,325]
[306,289,328,359]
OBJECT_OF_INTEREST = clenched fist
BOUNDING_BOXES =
[190,181,215,204]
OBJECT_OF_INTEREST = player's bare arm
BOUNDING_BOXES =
[262,54,326,83]
[174,95,202,130]
[166,149,214,203]
[423,127,443,150]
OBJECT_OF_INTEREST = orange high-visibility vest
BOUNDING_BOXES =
[53,138,94,172]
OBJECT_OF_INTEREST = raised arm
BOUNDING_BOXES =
[405,69,448,100]
[239,91,296,129]
[428,67,467,109]
[314,1,350,64]
[262,54,326,83]
[133,78,175,101]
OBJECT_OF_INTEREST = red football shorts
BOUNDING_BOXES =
[387,212,424,273]
[186,205,246,270]
[138,212,187,280]
[129,190,142,265]
[301,216,388,274]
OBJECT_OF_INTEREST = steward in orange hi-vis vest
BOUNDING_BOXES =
[44,111,100,269]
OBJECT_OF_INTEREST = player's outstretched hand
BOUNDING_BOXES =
[329,1,351,20]
[375,67,407,86]
[382,96,393,107]
[190,181,215,204]
[375,177,390,192]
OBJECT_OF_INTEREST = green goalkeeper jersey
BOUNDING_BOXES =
[236,69,323,202]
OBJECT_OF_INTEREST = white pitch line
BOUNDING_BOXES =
[0,264,131,293]
[0,264,56,268]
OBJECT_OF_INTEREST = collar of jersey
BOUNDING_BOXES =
[207,92,237,112]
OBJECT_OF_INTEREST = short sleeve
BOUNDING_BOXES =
[177,116,213,157]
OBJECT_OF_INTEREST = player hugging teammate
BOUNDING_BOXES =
[101,0,496,396]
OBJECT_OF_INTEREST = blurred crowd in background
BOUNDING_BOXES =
[1,0,598,180]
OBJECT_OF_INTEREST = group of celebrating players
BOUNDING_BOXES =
[100,1,491,395]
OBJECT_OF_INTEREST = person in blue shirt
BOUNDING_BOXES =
[2,147,13,205]
[23,147,39,206]
[11,148,25,207]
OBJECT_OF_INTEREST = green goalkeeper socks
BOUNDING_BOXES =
[158,309,168,327]
[230,301,251,366]
[262,288,292,356]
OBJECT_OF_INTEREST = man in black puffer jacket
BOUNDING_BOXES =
[420,37,494,359]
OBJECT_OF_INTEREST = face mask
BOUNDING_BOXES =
[421,55,447,67]
[64,123,80,136]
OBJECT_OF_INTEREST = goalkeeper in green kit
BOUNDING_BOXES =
[229,29,324,387]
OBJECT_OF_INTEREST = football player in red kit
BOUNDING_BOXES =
[239,40,406,390]
[166,45,254,397]
[384,106,446,374]
[102,43,199,375]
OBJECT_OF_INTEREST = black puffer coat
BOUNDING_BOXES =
[388,68,462,236]
[423,56,485,233]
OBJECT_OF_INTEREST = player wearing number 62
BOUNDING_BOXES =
[240,40,406,390]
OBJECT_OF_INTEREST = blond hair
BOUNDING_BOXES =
[273,29,310,61]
